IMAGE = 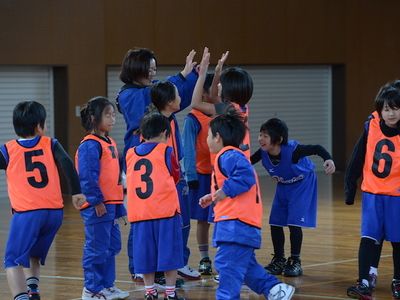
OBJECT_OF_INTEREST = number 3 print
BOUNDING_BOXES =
[134,158,154,199]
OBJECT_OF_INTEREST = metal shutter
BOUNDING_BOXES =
[0,66,54,199]
[107,65,332,173]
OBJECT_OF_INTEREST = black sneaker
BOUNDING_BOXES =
[28,290,41,300]
[264,256,286,275]
[163,292,185,300]
[347,282,372,299]
[145,292,158,300]
[283,256,303,277]
[198,257,213,275]
[392,279,400,299]
[154,273,184,288]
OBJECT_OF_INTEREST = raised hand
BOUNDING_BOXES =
[181,49,197,78]
[198,47,210,77]
[215,51,229,74]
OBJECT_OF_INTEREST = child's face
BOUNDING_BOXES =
[258,130,275,152]
[381,103,400,128]
[207,128,223,154]
[98,105,116,134]
[167,86,181,113]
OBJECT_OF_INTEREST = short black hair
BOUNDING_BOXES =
[80,96,115,132]
[119,48,157,84]
[150,81,176,111]
[375,85,400,116]
[220,67,253,106]
[13,101,46,138]
[209,108,246,148]
[140,112,171,140]
[260,118,289,145]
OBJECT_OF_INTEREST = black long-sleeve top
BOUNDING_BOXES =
[251,144,332,166]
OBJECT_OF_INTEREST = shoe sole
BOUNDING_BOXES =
[346,290,372,300]
[177,271,201,280]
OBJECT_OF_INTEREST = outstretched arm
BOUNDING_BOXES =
[191,47,216,115]
[209,51,229,103]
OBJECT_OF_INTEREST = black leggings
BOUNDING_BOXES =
[270,225,303,258]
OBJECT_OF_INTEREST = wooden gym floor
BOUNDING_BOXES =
[0,173,396,299]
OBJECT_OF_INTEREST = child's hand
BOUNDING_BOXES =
[95,202,107,217]
[215,51,229,74]
[71,193,86,210]
[323,159,336,175]
[181,49,197,77]
[199,193,213,208]
[198,47,210,77]
[213,189,227,203]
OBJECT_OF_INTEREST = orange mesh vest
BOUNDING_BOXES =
[166,118,179,161]
[189,109,212,174]
[231,103,251,159]
[126,143,180,222]
[361,115,400,195]
[5,136,63,212]
[212,146,262,228]
[76,134,123,209]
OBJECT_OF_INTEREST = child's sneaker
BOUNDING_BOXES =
[103,286,129,299]
[264,256,287,275]
[163,292,185,300]
[198,257,213,275]
[392,279,400,299]
[132,273,144,283]
[283,256,303,277]
[177,265,201,280]
[145,292,158,300]
[368,273,377,289]
[346,282,372,299]
[154,273,184,288]
[213,275,219,283]
[268,283,295,300]
[28,290,41,300]
[82,287,108,300]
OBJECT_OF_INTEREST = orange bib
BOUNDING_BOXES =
[6,136,63,212]
[126,143,180,222]
[212,146,262,228]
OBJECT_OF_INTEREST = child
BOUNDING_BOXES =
[251,118,335,277]
[359,79,400,291]
[0,101,85,300]
[199,111,295,300]
[150,81,201,280]
[345,84,400,299]
[191,47,252,158]
[116,48,198,282]
[126,113,185,300]
[182,73,215,275]
[76,97,129,300]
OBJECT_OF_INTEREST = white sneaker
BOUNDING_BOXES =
[177,265,201,279]
[82,287,108,300]
[268,283,295,300]
[103,286,130,299]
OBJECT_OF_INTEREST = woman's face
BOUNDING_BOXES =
[148,58,157,82]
